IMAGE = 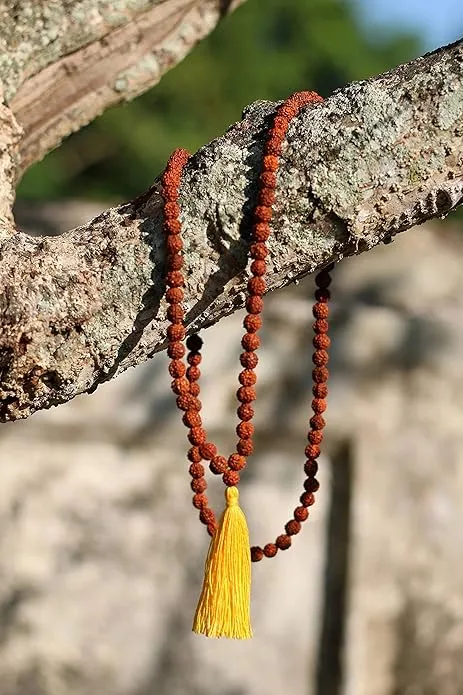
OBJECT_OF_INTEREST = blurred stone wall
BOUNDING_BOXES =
[0,202,462,695]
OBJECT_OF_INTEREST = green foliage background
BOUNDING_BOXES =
[17,0,421,203]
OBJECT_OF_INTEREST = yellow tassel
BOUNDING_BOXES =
[193,486,252,639]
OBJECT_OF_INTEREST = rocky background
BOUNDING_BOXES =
[0,203,462,695]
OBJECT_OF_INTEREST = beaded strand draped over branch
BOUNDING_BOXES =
[161,91,333,638]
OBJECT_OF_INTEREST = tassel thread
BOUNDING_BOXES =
[193,486,252,639]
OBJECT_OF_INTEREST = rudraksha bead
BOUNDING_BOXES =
[276,534,291,550]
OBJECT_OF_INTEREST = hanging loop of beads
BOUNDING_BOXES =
[162,91,333,561]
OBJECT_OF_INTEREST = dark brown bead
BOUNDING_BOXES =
[191,478,207,493]
[187,352,201,366]
[304,477,320,493]
[186,334,203,351]
[167,254,183,271]
[263,543,278,558]
[192,493,209,509]
[310,414,325,430]
[312,367,329,384]
[237,386,256,403]
[167,305,184,322]
[240,352,259,369]
[237,421,254,439]
[251,546,264,562]
[199,442,217,460]
[313,384,328,399]
[187,366,200,382]
[294,506,309,522]
[237,439,253,456]
[258,188,275,208]
[188,427,207,445]
[308,430,323,445]
[169,360,185,378]
[166,287,184,304]
[315,288,331,302]
[237,404,254,421]
[242,333,260,351]
[207,523,216,537]
[228,453,246,471]
[223,470,240,487]
[183,410,202,428]
[285,520,302,536]
[167,342,185,359]
[209,456,228,475]
[199,508,216,525]
[187,446,202,463]
[250,242,269,260]
[304,460,319,477]
[189,463,205,479]
[313,350,329,367]
[300,491,316,507]
[276,534,292,550]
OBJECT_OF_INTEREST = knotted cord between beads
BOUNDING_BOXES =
[161,91,333,559]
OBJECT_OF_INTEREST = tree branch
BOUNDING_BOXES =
[1,40,463,421]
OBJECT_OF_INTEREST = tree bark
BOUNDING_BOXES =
[1,39,463,421]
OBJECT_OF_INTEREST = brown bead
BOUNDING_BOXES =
[294,506,309,522]
[313,334,331,350]
[313,383,328,399]
[242,333,260,351]
[209,456,228,475]
[310,414,325,430]
[250,242,269,260]
[187,447,202,463]
[251,546,264,562]
[237,404,254,421]
[237,421,254,439]
[183,411,202,430]
[171,377,190,395]
[166,287,184,304]
[186,334,203,351]
[246,296,264,314]
[167,342,185,359]
[169,360,185,378]
[186,366,200,382]
[312,367,329,384]
[167,254,183,271]
[164,218,181,235]
[313,350,329,367]
[167,304,184,322]
[243,314,262,333]
[192,493,209,509]
[308,430,323,445]
[262,155,279,172]
[313,319,329,334]
[285,520,302,536]
[191,478,207,493]
[199,442,217,460]
[166,271,184,288]
[237,439,254,456]
[300,491,316,507]
[258,188,276,208]
[164,201,180,218]
[207,523,216,537]
[311,398,327,414]
[176,394,200,411]
[250,260,266,276]
[248,277,266,296]
[189,383,200,397]
[313,303,329,319]
[240,352,259,369]
[199,508,216,525]
[265,140,282,156]
[304,477,320,493]
[254,205,272,223]
[276,534,292,550]
[305,444,321,460]
[253,222,271,241]
[315,288,331,302]
[166,236,183,254]
[304,460,319,477]
[239,369,257,387]
[189,463,205,479]
[237,386,256,403]
[188,427,207,445]
[263,543,278,558]
[167,324,185,341]
[260,171,277,188]
[223,470,240,487]
[187,352,201,366]
[228,453,246,471]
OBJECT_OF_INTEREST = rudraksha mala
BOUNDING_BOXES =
[162,91,333,638]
